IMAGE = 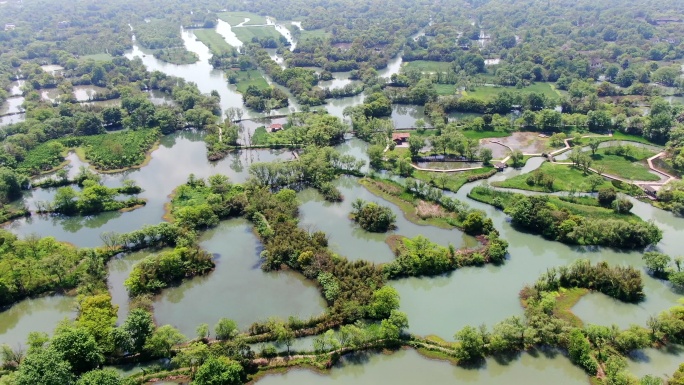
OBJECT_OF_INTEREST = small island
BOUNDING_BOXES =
[350,199,397,232]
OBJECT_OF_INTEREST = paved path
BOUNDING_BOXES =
[386,132,678,189]
[547,136,675,190]
[410,164,484,173]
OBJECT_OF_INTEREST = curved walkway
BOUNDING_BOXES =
[398,132,678,189]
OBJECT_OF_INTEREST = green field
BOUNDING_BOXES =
[590,148,660,181]
[78,53,113,62]
[434,84,456,95]
[493,162,625,192]
[232,26,282,44]
[233,70,269,93]
[413,167,496,193]
[217,12,268,26]
[298,28,330,41]
[193,29,236,54]
[402,60,453,73]
[465,82,561,100]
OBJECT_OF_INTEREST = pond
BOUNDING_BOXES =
[73,85,110,101]
[391,104,425,128]
[298,176,478,264]
[0,96,24,115]
[9,80,23,96]
[0,295,76,348]
[0,112,25,126]
[107,219,326,337]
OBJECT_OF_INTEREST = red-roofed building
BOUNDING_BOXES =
[269,123,283,132]
[392,132,410,144]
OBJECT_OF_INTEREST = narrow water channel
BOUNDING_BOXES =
[254,348,590,385]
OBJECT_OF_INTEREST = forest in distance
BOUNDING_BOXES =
[2,0,684,384]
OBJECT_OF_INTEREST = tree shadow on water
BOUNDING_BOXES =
[456,357,487,370]
[491,350,523,365]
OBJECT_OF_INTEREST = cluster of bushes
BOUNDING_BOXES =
[656,180,684,216]
[100,222,187,252]
[445,258,656,382]
[534,260,644,303]
[0,230,85,306]
[525,169,555,190]
[38,180,144,215]
[642,251,684,289]
[469,186,662,249]
[240,84,289,112]
[169,174,247,230]
[0,204,29,224]
[350,199,396,232]
[249,146,360,202]
[2,293,209,385]
[0,167,29,203]
[124,246,215,296]
[383,232,508,278]
[250,113,348,148]
[62,129,161,171]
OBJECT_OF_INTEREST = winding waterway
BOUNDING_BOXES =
[2,18,684,384]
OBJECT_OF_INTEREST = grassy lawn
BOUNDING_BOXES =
[413,167,497,193]
[217,12,268,26]
[434,84,456,96]
[193,29,236,54]
[462,130,511,140]
[232,26,282,44]
[590,148,660,182]
[233,70,269,93]
[493,162,623,192]
[78,53,113,62]
[610,132,662,146]
[402,60,452,73]
[571,132,663,147]
[464,82,561,100]
[552,287,589,327]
